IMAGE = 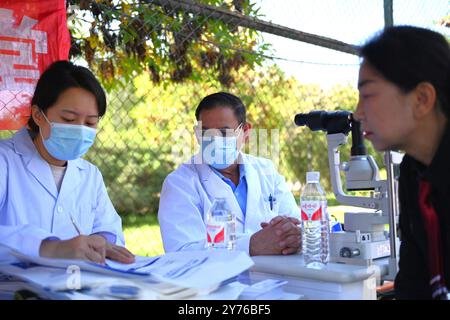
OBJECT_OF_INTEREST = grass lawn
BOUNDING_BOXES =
[121,205,369,257]
[122,214,164,257]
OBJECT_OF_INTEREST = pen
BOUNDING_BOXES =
[70,213,106,266]
[70,213,82,235]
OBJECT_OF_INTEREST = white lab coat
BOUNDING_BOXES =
[0,128,125,257]
[158,153,299,254]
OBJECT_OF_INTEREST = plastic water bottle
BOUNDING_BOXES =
[300,171,330,269]
[206,198,236,250]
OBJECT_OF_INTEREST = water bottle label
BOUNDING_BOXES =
[206,223,226,244]
[301,200,325,221]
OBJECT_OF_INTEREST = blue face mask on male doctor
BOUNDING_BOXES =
[39,110,97,161]
[200,125,243,170]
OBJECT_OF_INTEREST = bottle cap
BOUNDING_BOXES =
[306,171,320,183]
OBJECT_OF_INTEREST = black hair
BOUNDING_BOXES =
[359,26,450,118]
[195,92,246,124]
[28,60,106,133]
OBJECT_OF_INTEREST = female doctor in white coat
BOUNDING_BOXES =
[0,61,134,264]
[158,92,301,256]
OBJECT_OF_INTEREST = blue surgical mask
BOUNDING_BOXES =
[40,111,97,161]
[201,136,239,170]
[201,135,241,170]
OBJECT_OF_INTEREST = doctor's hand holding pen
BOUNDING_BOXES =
[39,235,135,265]
[249,216,302,256]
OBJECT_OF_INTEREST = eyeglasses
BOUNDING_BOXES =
[194,123,243,138]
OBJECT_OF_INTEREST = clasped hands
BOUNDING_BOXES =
[250,215,302,256]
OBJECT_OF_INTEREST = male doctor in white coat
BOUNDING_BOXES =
[158,92,301,256]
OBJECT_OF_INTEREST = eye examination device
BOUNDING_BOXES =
[295,110,401,280]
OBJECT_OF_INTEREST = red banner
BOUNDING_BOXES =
[0,0,70,130]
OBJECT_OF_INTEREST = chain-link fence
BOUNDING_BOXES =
[1,0,448,255]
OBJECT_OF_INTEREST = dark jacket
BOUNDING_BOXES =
[395,125,450,299]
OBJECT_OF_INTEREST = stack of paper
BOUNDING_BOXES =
[0,245,254,300]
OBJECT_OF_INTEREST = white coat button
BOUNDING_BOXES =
[57,206,63,213]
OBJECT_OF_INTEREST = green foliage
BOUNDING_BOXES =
[83,63,381,216]
[64,1,387,216]
[0,131,13,139]
[67,0,268,89]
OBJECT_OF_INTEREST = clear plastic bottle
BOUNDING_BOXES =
[300,171,330,269]
[206,198,236,250]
